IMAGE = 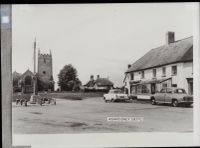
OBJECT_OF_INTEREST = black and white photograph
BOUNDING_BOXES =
[1,2,200,148]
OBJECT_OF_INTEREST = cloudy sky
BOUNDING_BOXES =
[12,3,194,88]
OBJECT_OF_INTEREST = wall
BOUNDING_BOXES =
[38,54,53,80]
[124,61,193,94]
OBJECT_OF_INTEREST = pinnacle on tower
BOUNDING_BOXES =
[38,48,40,55]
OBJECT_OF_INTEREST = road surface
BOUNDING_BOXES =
[12,97,193,134]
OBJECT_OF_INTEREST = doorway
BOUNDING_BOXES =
[151,83,156,94]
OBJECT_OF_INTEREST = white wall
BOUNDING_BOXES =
[124,61,193,94]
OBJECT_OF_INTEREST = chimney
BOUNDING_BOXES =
[90,75,94,81]
[97,75,100,79]
[166,31,175,44]
[128,64,131,69]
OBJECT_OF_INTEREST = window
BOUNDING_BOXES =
[172,84,177,87]
[131,85,137,94]
[166,88,172,93]
[136,84,150,94]
[162,83,167,88]
[174,89,186,94]
[160,89,166,93]
[162,67,166,76]
[171,65,177,75]
[141,71,145,79]
[131,73,134,80]
[43,71,46,74]
[153,69,156,78]
[44,58,46,63]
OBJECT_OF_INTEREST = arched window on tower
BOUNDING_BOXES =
[44,58,46,63]
[25,75,32,85]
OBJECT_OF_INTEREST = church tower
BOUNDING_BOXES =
[37,50,54,91]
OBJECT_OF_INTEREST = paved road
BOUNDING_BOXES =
[12,97,193,134]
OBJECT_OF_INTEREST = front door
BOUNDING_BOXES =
[151,83,156,94]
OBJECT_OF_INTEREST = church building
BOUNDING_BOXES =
[13,39,55,93]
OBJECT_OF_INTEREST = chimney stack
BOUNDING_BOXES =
[97,75,100,79]
[128,64,131,69]
[166,31,175,44]
[90,75,94,81]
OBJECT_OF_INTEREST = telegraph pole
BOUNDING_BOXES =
[34,38,36,74]
[33,38,37,95]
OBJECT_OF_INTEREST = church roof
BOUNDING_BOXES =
[126,36,193,73]
[20,69,34,79]
[12,71,21,79]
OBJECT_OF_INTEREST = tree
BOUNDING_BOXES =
[58,64,81,91]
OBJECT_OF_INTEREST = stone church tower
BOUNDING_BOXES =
[37,50,54,91]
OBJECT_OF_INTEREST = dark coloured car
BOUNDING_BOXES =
[150,88,193,107]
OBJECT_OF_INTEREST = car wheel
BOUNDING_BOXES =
[105,100,108,103]
[151,98,156,105]
[172,100,179,107]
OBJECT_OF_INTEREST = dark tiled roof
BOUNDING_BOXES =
[126,36,193,73]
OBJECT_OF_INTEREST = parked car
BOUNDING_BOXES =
[103,89,130,102]
[150,87,193,107]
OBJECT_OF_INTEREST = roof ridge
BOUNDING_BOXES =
[173,36,193,43]
[127,36,193,73]
[131,36,192,64]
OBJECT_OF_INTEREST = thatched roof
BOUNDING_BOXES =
[85,78,113,87]
[95,78,113,86]
[126,36,193,73]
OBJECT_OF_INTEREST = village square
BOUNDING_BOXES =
[12,31,193,134]
[11,4,193,134]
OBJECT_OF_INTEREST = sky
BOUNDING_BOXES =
[12,3,194,89]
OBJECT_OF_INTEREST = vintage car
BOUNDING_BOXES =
[150,87,193,107]
[103,89,130,102]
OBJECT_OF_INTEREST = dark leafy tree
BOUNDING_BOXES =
[58,64,81,91]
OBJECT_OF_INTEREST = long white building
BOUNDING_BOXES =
[124,32,193,99]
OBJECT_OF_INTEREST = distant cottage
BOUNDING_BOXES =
[13,39,55,93]
[124,32,193,99]
[84,75,114,92]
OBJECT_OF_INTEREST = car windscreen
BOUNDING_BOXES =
[110,90,122,94]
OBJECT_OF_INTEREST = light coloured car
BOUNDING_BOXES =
[151,87,193,107]
[103,89,130,102]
